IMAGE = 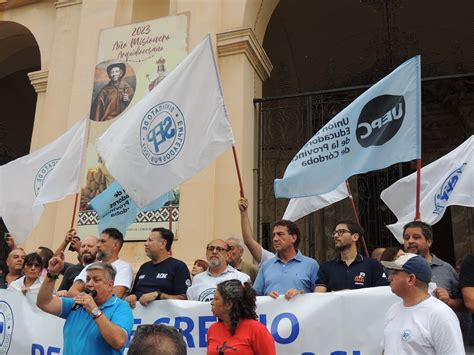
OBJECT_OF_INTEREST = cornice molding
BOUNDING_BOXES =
[54,0,82,9]
[28,69,48,93]
[216,28,272,81]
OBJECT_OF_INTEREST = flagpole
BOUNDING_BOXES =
[415,159,421,220]
[345,181,369,257]
[232,145,245,198]
[70,193,79,229]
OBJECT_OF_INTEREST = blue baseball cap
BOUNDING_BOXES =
[381,253,432,284]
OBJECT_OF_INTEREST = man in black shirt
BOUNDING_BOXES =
[125,228,191,307]
[315,219,387,292]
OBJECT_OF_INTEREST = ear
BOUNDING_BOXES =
[225,301,233,312]
[352,233,360,242]
[427,239,433,248]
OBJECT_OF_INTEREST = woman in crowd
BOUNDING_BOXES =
[8,252,44,294]
[207,279,276,355]
[380,246,404,261]
[191,259,208,277]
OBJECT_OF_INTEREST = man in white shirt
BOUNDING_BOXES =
[381,253,464,355]
[186,239,249,302]
[68,228,133,298]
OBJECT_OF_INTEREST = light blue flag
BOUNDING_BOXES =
[274,56,421,198]
[90,180,173,236]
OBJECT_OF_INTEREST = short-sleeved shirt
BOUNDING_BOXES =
[74,259,133,291]
[316,254,387,292]
[253,250,319,296]
[236,260,259,283]
[459,253,474,288]
[130,257,191,299]
[186,265,250,302]
[60,295,133,355]
[429,254,461,298]
[58,263,84,291]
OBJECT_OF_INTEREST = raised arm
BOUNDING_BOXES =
[239,197,263,263]
[37,252,65,316]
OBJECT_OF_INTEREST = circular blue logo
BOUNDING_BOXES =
[34,159,60,196]
[140,101,186,166]
[0,301,14,354]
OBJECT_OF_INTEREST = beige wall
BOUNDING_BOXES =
[1,0,277,271]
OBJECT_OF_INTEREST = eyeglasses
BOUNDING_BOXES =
[206,246,228,253]
[25,263,42,268]
[331,229,352,237]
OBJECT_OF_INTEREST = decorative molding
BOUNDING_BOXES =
[54,0,82,9]
[27,69,48,93]
[216,28,273,81]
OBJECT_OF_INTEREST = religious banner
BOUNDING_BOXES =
[78,14,189,240]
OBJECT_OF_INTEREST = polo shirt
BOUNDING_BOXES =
[429,254,461,298]
[186,265,250,302]
[130,257,191,299]
[253,250,319,296]
[60,295,133,355]
[316,254,387,291]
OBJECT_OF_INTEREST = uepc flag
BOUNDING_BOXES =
[381,135,474,243]
[90,180,173,236]
[0,118,87,243]
[97,35,234,208]
[283,182,349,221]
[274,56,421,198]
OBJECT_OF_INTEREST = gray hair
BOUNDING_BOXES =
[87,262,116,283]
[226,237,244,252]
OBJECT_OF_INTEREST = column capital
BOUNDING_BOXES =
[216,28,273,81]
[28,69,49,93]
[54,0,82,9]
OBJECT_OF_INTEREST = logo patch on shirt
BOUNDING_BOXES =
[185,279,191,287]
[354,272,366,285]
[138,275,145,279]
[401,329,412,342]
[156,273,168,279]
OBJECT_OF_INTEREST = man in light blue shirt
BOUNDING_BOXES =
[253,220,319,300]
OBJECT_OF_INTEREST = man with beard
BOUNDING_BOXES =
[0,248,26,288]
[402,220,463,310]
[186,239,249,302]
[253,220,319,300]
[68,228,133,298]
[315,220,386,292]
[125,228,191,307]
[57,235,98,292]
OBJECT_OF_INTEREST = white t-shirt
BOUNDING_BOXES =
[259,246,275,266]
[186,265,250,302]
[8,276,44,293]
[383,296,464,355]
[74,259,133,291]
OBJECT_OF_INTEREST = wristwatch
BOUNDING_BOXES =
[155,291,162,300]
[47,272,59,280]
[91,308,103,320]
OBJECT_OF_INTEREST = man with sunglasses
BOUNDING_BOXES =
[125,228,191,307]
[381,253,463,354]
[186,239,249,301]
[315,220,387,292]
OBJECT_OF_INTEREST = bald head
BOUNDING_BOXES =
[80,235,98,265]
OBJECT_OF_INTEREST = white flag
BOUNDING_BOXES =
[97,35,234,208]
[0,118,87,243]
[283,183,350,221]
[381,135,474,243]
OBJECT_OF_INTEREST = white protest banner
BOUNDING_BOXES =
[274,56,421,199]
[381,135,474,242]
[0,118,87,243]
[1,287,399,354]
[97,35,234,209]
[283,182,350,221]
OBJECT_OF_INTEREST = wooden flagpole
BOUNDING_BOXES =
[415,159,421,220]
[232,145,245,197]
[345,180,369,257]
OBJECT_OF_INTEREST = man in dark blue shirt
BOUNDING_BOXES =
[315,220,387,292]
[125,228,191,307]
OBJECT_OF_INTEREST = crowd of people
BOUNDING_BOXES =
[1,197,473,354]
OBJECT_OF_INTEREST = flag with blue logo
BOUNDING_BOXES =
[96,35,234,208]
[90,180,174,236]
[381,135,474,243]
[274,56,421,199]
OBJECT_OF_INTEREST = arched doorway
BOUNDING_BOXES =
[0,20,40,271]
[256,0,474,264]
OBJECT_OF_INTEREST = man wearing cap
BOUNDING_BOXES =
[91,62,134,121]
[402,220,463,310]
[314,220,387,292]
[381,253,464,354]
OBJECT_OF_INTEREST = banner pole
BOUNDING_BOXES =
[70,193,79,229]
[415,159,421,220]
[168,205,172,230]
[232,145,245,198]
[345,181,369,257]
